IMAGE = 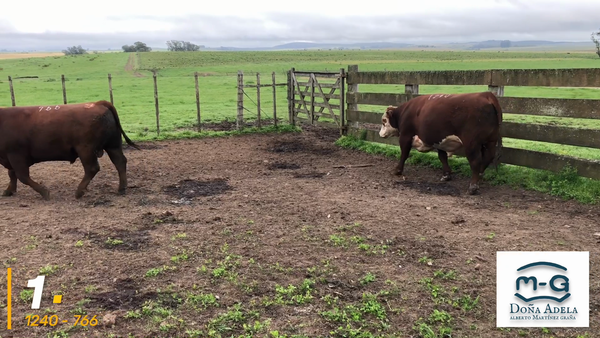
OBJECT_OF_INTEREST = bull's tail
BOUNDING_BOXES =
[98,100,141,150]
[489,93,503,170]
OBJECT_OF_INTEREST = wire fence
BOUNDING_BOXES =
[1,71,293,136]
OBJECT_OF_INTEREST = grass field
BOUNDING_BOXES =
[1,49,600,202]
[2,50,600,140]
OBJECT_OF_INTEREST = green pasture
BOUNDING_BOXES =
[2,50,600,140]
[1,50,600,202]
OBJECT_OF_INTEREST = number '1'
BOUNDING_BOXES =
[27,275,45,309]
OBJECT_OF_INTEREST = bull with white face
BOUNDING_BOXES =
[378,92,503,195]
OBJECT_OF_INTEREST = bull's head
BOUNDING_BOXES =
[379,106,399,138]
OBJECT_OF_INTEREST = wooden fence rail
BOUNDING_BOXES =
[344,65,600,180]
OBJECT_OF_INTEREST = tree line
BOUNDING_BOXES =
[62,40,205,55]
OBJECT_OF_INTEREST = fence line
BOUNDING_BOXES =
[344,64,600,180]
[236,71,287,130]
[6,66,600,181]
[4,71,292,134]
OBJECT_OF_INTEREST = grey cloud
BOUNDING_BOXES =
[0,21,16,34]
[1,3,599,51]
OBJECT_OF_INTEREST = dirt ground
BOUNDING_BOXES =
[0,126,598,338]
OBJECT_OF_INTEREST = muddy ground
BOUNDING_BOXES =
[0,126,598,338]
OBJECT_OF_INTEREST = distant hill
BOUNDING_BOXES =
[204,41,415,51]
[201,40,591,52]
[466,40,580,50]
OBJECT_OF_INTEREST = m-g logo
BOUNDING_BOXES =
[514,261,570,303]
[496,252,589,328]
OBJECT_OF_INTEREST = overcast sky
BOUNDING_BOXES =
[1,0,598,50]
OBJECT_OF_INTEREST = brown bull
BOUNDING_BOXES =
[379,92,503,195]
[0,100,139,200]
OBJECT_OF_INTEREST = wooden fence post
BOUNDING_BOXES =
[153,71,160,135]
[61,75,67,104]
[287,68,295,126]
[272,72,277,127]
[347,65,359,129]
[309,74,315,124]
[8,76,15,106]
[195,72,201,131]
[488,85,505,97]
[108,73,114,104]
[256,72,262,128]
[339,68,346,136]
[405,84,419,99]
[237,70,244,130]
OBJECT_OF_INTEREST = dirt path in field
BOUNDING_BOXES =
[0,126,598,338]
[124,53,144,77]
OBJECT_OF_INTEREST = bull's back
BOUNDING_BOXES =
[410,92,500,140]
[1,102,113,159]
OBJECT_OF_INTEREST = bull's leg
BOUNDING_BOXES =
[465,144,484,195]
[393,134,414,179]
[7,155,50,200]
[105,147,128,195]
[2,170,17,196]
[75,151,100,199]
[437,150,452,181]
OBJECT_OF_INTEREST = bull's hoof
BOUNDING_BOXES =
[75,190,85,199]
[118,188,126,196]
[40,191,50,201]
[467,184,480,195]
[440,173,452,181]
[2,190,14,197]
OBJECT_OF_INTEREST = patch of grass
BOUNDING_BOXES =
[335,135,600,204]
[145,265,177,278]
[268,278,316,306]
[171,249,193,264]
[39,264,60,275]
[19,289,34,303]
[105,238,123,246]
[171,233,188,240]
[360,272,376,285]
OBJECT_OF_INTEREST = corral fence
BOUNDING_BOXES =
[286,65,600,180]
[4,65,600,180]
[5,71,289,135]
[236,71,287,129]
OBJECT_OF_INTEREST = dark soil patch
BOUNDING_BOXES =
[162,178,232,198]
[89,229,151,251]
[395,180,462,196]
[139,211,184,229]
[293,171,326,179]
[88,278,157,311]
[267,162,301,170]
[268,139,336,155]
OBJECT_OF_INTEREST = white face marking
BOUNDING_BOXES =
[379,115,399,138]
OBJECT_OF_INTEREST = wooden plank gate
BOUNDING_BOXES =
[287,68,346,134]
